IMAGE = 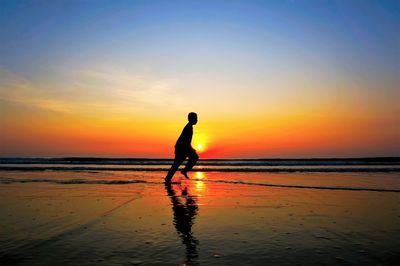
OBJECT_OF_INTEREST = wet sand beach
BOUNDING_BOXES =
[1,170,399,265]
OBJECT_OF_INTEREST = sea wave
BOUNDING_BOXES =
[1,166,399,172]
[1,176,399,192]
[0,177,152,185]
[1,157,399,166]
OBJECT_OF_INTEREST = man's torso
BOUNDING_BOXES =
[175,123,193,153]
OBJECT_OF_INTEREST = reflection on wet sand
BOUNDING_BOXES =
[194,172,206,194]
[165,182,199,265]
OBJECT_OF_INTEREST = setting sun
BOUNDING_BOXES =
[196,144,204,151]
[192,132,208,154]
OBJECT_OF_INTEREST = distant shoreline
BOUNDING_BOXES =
[1,157,399,161]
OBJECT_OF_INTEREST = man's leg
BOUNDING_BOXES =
[165,153,186,182]
[181,149,199,179]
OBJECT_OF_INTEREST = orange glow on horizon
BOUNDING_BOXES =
[0,100,398,158]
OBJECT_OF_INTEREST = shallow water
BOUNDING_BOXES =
[0,170,400,265]
[1,170,400,191]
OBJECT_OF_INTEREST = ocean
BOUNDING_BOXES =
[1,157,399,265]
[1,157,399,191]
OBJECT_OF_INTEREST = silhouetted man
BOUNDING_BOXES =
[165,112,199,183]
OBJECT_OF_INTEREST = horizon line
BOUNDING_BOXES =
[1,156,399,161]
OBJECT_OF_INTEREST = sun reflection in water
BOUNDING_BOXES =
[195,172,206,193]
[195,172,204,180]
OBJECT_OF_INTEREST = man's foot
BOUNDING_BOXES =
[180,170,189,179]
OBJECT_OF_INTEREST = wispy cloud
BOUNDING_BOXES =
[78,67,182,109]
[0,69,73,113]
[0,67,184,115]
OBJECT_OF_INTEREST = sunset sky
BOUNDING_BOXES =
[0,0,399,158]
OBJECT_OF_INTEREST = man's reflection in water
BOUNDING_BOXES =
[165,182,199,265]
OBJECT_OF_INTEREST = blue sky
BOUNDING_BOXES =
[1,0,398,78]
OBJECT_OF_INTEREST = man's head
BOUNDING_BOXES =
[188,112,198,125]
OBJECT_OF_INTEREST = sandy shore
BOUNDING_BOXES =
[0,171,399,265]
